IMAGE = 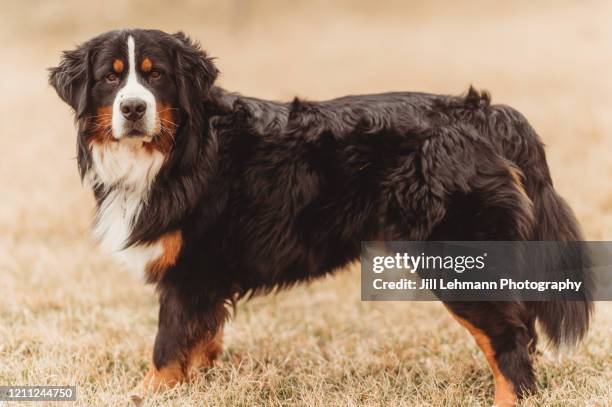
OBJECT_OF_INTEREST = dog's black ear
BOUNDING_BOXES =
[49,47,91,117]
[49,45,91,118]
[171,31,219,119]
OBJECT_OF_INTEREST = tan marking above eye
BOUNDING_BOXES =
[113,59,124,73]
[141,57,153,72]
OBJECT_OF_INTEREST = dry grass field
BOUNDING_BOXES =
[1,1,611,405]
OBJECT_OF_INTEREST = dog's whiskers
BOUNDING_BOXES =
[159,117,179,128]
[157,107,179,113]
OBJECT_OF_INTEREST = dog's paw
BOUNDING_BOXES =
[140,362,185,392]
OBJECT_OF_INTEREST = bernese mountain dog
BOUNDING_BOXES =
[49,29,592,406]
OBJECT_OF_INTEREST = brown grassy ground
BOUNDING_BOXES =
[1,1,611,406]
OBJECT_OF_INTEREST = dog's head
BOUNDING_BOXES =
[49,29,218,158]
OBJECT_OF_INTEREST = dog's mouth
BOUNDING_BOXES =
[121,126,153,143]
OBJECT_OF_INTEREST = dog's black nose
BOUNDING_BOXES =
[120,99,146,121]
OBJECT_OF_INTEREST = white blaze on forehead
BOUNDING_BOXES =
[111,35,157,139]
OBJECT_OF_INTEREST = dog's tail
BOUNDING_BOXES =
[491,104,594,348]
[526,181,594,348]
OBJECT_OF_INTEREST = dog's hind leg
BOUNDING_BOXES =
[428,160,539,406]
[444,302,536,407]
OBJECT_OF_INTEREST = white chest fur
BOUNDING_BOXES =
[88,141,165,273]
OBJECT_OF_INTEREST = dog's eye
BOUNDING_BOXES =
[149,70,162,80]
[105,72,119,83]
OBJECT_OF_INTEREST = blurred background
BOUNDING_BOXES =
[2,0,611,241]
[0,1,610,405]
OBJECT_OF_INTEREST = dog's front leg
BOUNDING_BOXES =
[138,282,228,393]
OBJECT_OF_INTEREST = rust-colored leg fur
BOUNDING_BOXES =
[132,328,223,404]
[444,302,537,407]
[140,360,185,392]
[450,311,517,407]
[189,327,224,371]
[136,327,224,395]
